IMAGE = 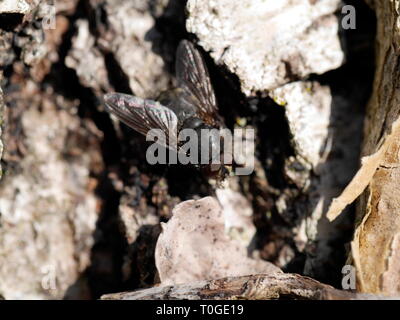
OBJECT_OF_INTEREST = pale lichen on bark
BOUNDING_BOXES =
[186,0,345,94]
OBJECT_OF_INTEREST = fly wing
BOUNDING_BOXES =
[104,93,179,150]
[176,40,220,127]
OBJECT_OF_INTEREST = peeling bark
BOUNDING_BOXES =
[325,0,400,295]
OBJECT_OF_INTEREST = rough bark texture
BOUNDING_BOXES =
[352,0,400,295]
[0,0,102,300]
[324,0,400,296]
[0,0,380,300]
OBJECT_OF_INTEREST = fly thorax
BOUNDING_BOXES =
[181,118,222,166]
[181,117,204,130]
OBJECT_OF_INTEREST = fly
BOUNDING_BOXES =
[104,40,230,180]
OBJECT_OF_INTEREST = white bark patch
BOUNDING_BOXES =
[155,197,281,285]
[186,0,344,94]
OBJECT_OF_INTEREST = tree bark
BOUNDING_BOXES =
[327,0,400,295]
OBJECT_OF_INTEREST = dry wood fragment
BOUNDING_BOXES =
[101,273,397,300]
